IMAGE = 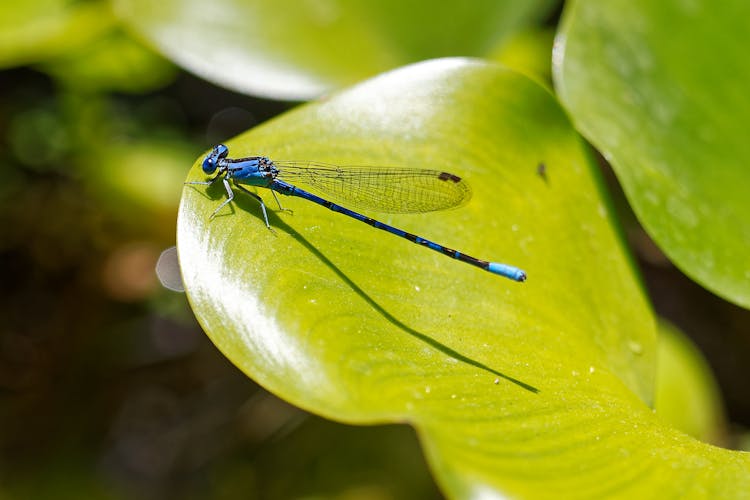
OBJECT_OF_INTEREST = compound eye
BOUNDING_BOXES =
[201,155,216,174]
[215,144,229,159]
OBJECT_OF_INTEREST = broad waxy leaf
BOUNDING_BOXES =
[114,0,556,100]
[178,59,749,498]
[555,0,750,309]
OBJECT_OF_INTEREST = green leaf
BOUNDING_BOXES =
[114,0,556,100]
[178,59,749,498]
[654,320,727,445]
[39,30,177,93]
[487,27,555,85]
[0,0,114,68]
[81,139,196,214]
[554,0,750,309]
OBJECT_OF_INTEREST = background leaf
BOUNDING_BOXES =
[554,0,750,309]
[0,0,114,68]
[488,27,555,85]
[178,58,749,498]
[39,30,177,93]
[654,320,727,445]
[114,0,556,99]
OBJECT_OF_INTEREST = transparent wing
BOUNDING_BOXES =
[273,161,472,214]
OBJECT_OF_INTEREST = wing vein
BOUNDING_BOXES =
[273,161,471,214]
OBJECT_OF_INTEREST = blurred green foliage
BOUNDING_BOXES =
[114,0,557,99]
[1,0,749,499]
[0,0,114,68]
[655,321,727,445]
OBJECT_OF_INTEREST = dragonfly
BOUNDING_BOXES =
[186,144,526,282]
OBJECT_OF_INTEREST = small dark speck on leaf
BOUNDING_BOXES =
[537,162,548,183]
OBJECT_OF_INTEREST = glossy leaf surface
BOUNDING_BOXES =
[555,0,750,308]
[178,59,749,498]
